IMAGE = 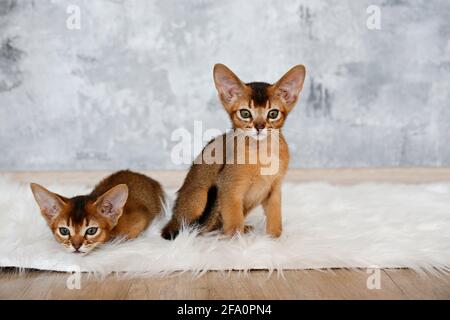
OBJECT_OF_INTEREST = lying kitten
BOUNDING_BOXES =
[31,170,164,255]
[162,64,306,239]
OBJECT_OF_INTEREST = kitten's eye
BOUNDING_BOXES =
[239,109,252,119]
[85,227,98,236]
[59,227,70,236]
[268,110,279,119]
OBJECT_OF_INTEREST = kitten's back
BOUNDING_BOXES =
[92,170,163,206]
[92,170,164,237]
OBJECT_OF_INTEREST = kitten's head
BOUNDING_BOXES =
[213,64,306,139]
[30,183,128,255]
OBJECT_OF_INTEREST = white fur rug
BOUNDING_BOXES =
[0,177,449,275]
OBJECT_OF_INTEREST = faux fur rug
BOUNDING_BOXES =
[0,177,449,275]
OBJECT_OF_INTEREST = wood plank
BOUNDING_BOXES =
[280,269,406,300]
[384,269,450,300]
[1,269,449,299]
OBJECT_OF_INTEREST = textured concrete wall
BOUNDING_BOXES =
[1,0,449,170]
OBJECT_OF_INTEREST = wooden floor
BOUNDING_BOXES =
[0,268,449,300]
[1,168,450,300]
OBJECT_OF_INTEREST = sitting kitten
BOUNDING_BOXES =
[31,170,164,254]
[162,64,306,239]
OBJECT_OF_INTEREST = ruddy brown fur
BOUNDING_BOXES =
[162,64,306,239]
[31,170,164,254]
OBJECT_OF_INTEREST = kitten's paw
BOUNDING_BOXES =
[161,220,179,240]
[219,225,248,239]
[223,225,245,236]
[267,227,282,238]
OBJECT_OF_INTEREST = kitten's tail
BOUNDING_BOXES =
[161,218,180,240]
[161,184,220,240]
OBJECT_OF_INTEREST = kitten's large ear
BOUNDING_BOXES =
[94,184,128,227]
[30,183,67,223]
[213,64,246,111]
[274,65,306,111]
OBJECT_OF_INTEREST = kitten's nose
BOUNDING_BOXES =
[72,242,82,250]
[255,123,265,132]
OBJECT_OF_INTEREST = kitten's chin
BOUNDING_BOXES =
[66,247,87,255]
[252,133,268,141]
[66,245,97,256]
[70,249,91,256]
[246,129,268,141]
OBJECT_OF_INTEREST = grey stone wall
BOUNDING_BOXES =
[0,0,449,170]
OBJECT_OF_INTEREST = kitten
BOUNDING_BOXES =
[31,170,164,255]
[162,63,306,239]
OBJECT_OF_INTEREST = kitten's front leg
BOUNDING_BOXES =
[263,181,282,238]
[218,188,245,236]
